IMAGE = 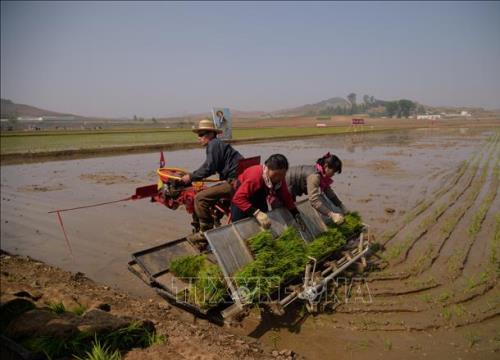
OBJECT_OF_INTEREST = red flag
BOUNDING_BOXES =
[160,151,165,168]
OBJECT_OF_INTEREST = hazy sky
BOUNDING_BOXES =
[1,1,500,118]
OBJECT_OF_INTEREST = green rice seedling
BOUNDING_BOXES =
[464,271,490,293]
[419,294,433,303]
[172,212,365,306]
[306,227,345,259]
[235,227,307,302]
[357,339,371,349]
[337,212,364,239]
[247,230,274,252]
[437,292,451,302]
[410,244,434,274]
[447,249,465,275]
[188,263,227,309]
[383,338,392,351]
[490,214,500,273]
[441,308,452,322]
[464,331,481,348]
[384,242,406,260]
[410,275,437,289]
[452,304,466,318]
[169,254,206,278]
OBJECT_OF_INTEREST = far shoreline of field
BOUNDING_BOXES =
[1,118,498,165]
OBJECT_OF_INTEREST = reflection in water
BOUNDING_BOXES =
[342,131,413,153]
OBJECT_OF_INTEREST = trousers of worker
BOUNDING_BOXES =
[194,181,233,231]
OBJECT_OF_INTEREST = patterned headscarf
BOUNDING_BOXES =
[315,152,334,191]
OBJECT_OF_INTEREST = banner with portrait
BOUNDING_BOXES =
[211,107,232,140]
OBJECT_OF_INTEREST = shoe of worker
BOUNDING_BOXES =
[187,232,208,252]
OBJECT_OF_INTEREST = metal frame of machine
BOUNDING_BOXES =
[128,195,371,321]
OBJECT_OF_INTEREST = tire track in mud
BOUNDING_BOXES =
[378,134,491,250]
[370,135,497,279]
[347,143,497,297]
[325,135,500,331]
[378,154,482,270]
[408,148,496,276]
[335,198,499,315]
[386,137,498,281]
[441,157,499,281]
[460,154,500,274]
[332,283,500,331]
[377,159,470,248]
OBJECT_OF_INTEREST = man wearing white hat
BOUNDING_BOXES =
[181,119,243,244]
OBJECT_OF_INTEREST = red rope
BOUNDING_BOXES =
[56,211,74,260]
[48,197,133,213]
[49,196,134,258]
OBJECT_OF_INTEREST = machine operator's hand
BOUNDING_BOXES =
[254,210,271,229]
[329,212,345,225]
[181,174,191,185]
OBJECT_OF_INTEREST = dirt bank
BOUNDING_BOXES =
[1,252,298,360]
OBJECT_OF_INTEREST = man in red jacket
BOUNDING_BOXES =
[231,154,305,230]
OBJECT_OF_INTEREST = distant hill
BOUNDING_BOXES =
[272,97,351,116]
[0,98,81,119]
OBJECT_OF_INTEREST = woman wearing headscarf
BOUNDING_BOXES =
[286,153,346,224]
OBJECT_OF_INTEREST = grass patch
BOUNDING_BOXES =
[70,303,88,316]
[48,302,87,316]
[47,302,66,314]
[23,321,164,359]
[74,337,121,360]
[0,126,378,155]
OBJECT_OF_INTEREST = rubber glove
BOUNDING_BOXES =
[253,209,271,229]
[329,212,345,225]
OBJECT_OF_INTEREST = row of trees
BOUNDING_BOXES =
[319,93,424,118]
[133,115,158,123]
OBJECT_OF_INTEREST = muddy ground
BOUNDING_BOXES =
[0,252,287,359]
[1,125,500,359]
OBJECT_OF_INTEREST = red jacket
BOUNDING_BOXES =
[232,165,297,214]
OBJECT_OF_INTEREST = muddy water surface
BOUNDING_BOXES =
[0,128,489,298]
